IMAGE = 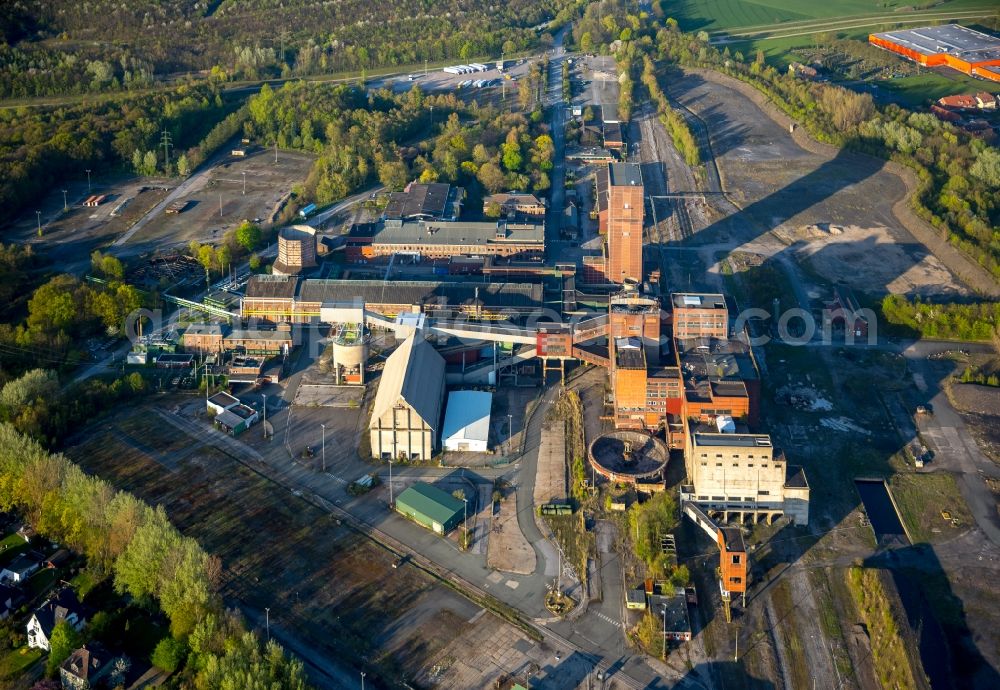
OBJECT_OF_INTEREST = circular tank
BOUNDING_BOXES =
[589,430,668,484]
[331,326,370,368]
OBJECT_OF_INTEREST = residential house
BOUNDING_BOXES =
[482,192,546,218]
[788,62,818,79]
[27,588,87,651]
[0,553,40,584]
[975,91,998,109]
[937,94,978,110]
[0,583,23,620]
[46,549,71,569]
[962,119,997,142]
[60,643,123,690]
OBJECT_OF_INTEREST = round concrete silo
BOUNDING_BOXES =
[331,324,370,384]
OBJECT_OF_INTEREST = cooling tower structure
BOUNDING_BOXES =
[273,225,317,275]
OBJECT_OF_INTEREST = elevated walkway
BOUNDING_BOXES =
[682,501,721,541]
[572,314,609,343]
[572,345,610,368]
[429,320,536,345]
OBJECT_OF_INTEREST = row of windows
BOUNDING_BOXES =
[698,491,771,500]
[701,461,770,469]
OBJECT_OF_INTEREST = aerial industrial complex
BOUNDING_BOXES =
[6,4,1000,689]
[174,140,808,627]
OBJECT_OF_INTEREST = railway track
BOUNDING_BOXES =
[636,104,696,244]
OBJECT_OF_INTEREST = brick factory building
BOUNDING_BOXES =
[670,293,728,339]
[182,322,292,356]
[604,163,644,284]
[240,275,544,323]
[869,24,1000,83]
[345,218,544,264]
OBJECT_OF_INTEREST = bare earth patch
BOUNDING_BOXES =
[487,495,536,575]
[778,223,968,297]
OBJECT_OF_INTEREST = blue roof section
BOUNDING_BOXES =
[442,390,492,445]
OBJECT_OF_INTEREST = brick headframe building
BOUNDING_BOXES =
[606,163,644,284]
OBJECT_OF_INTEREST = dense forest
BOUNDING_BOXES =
[244,79,556,208]
[0,0,577,98]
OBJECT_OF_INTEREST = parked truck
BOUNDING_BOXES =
[299,203,317,219]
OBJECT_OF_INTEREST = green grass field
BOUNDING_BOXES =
[0,646,42,681]
[671,0,1000,33]
[873,72,1000,106]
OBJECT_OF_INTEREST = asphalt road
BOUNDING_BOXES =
[545,29,569,260]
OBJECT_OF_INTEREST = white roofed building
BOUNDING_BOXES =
[442,390,492,452]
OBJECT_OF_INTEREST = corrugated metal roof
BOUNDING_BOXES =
[298,279,544,309]
[442,390,492,445]
[361,218,545,246]
[396,482,465,525]
[384,183,452,220]
[244,275,298,299]
[371,333,445,429]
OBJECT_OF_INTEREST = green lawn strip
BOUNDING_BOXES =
[0,646,43,681]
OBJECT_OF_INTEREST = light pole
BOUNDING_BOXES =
[661,604,667,660]
[265,607,270,642]
[462,497,469,548]
[35,211,41,236]
[321,423,326,472]
[360,671,366,690]
[262,393,267,439]
[85,169,92,193]
[242,171,247,195]
[388,457,394,507]
[62,189,68,211]
[507,414,513,453]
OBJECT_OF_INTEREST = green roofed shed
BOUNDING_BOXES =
[395,482,465,535]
